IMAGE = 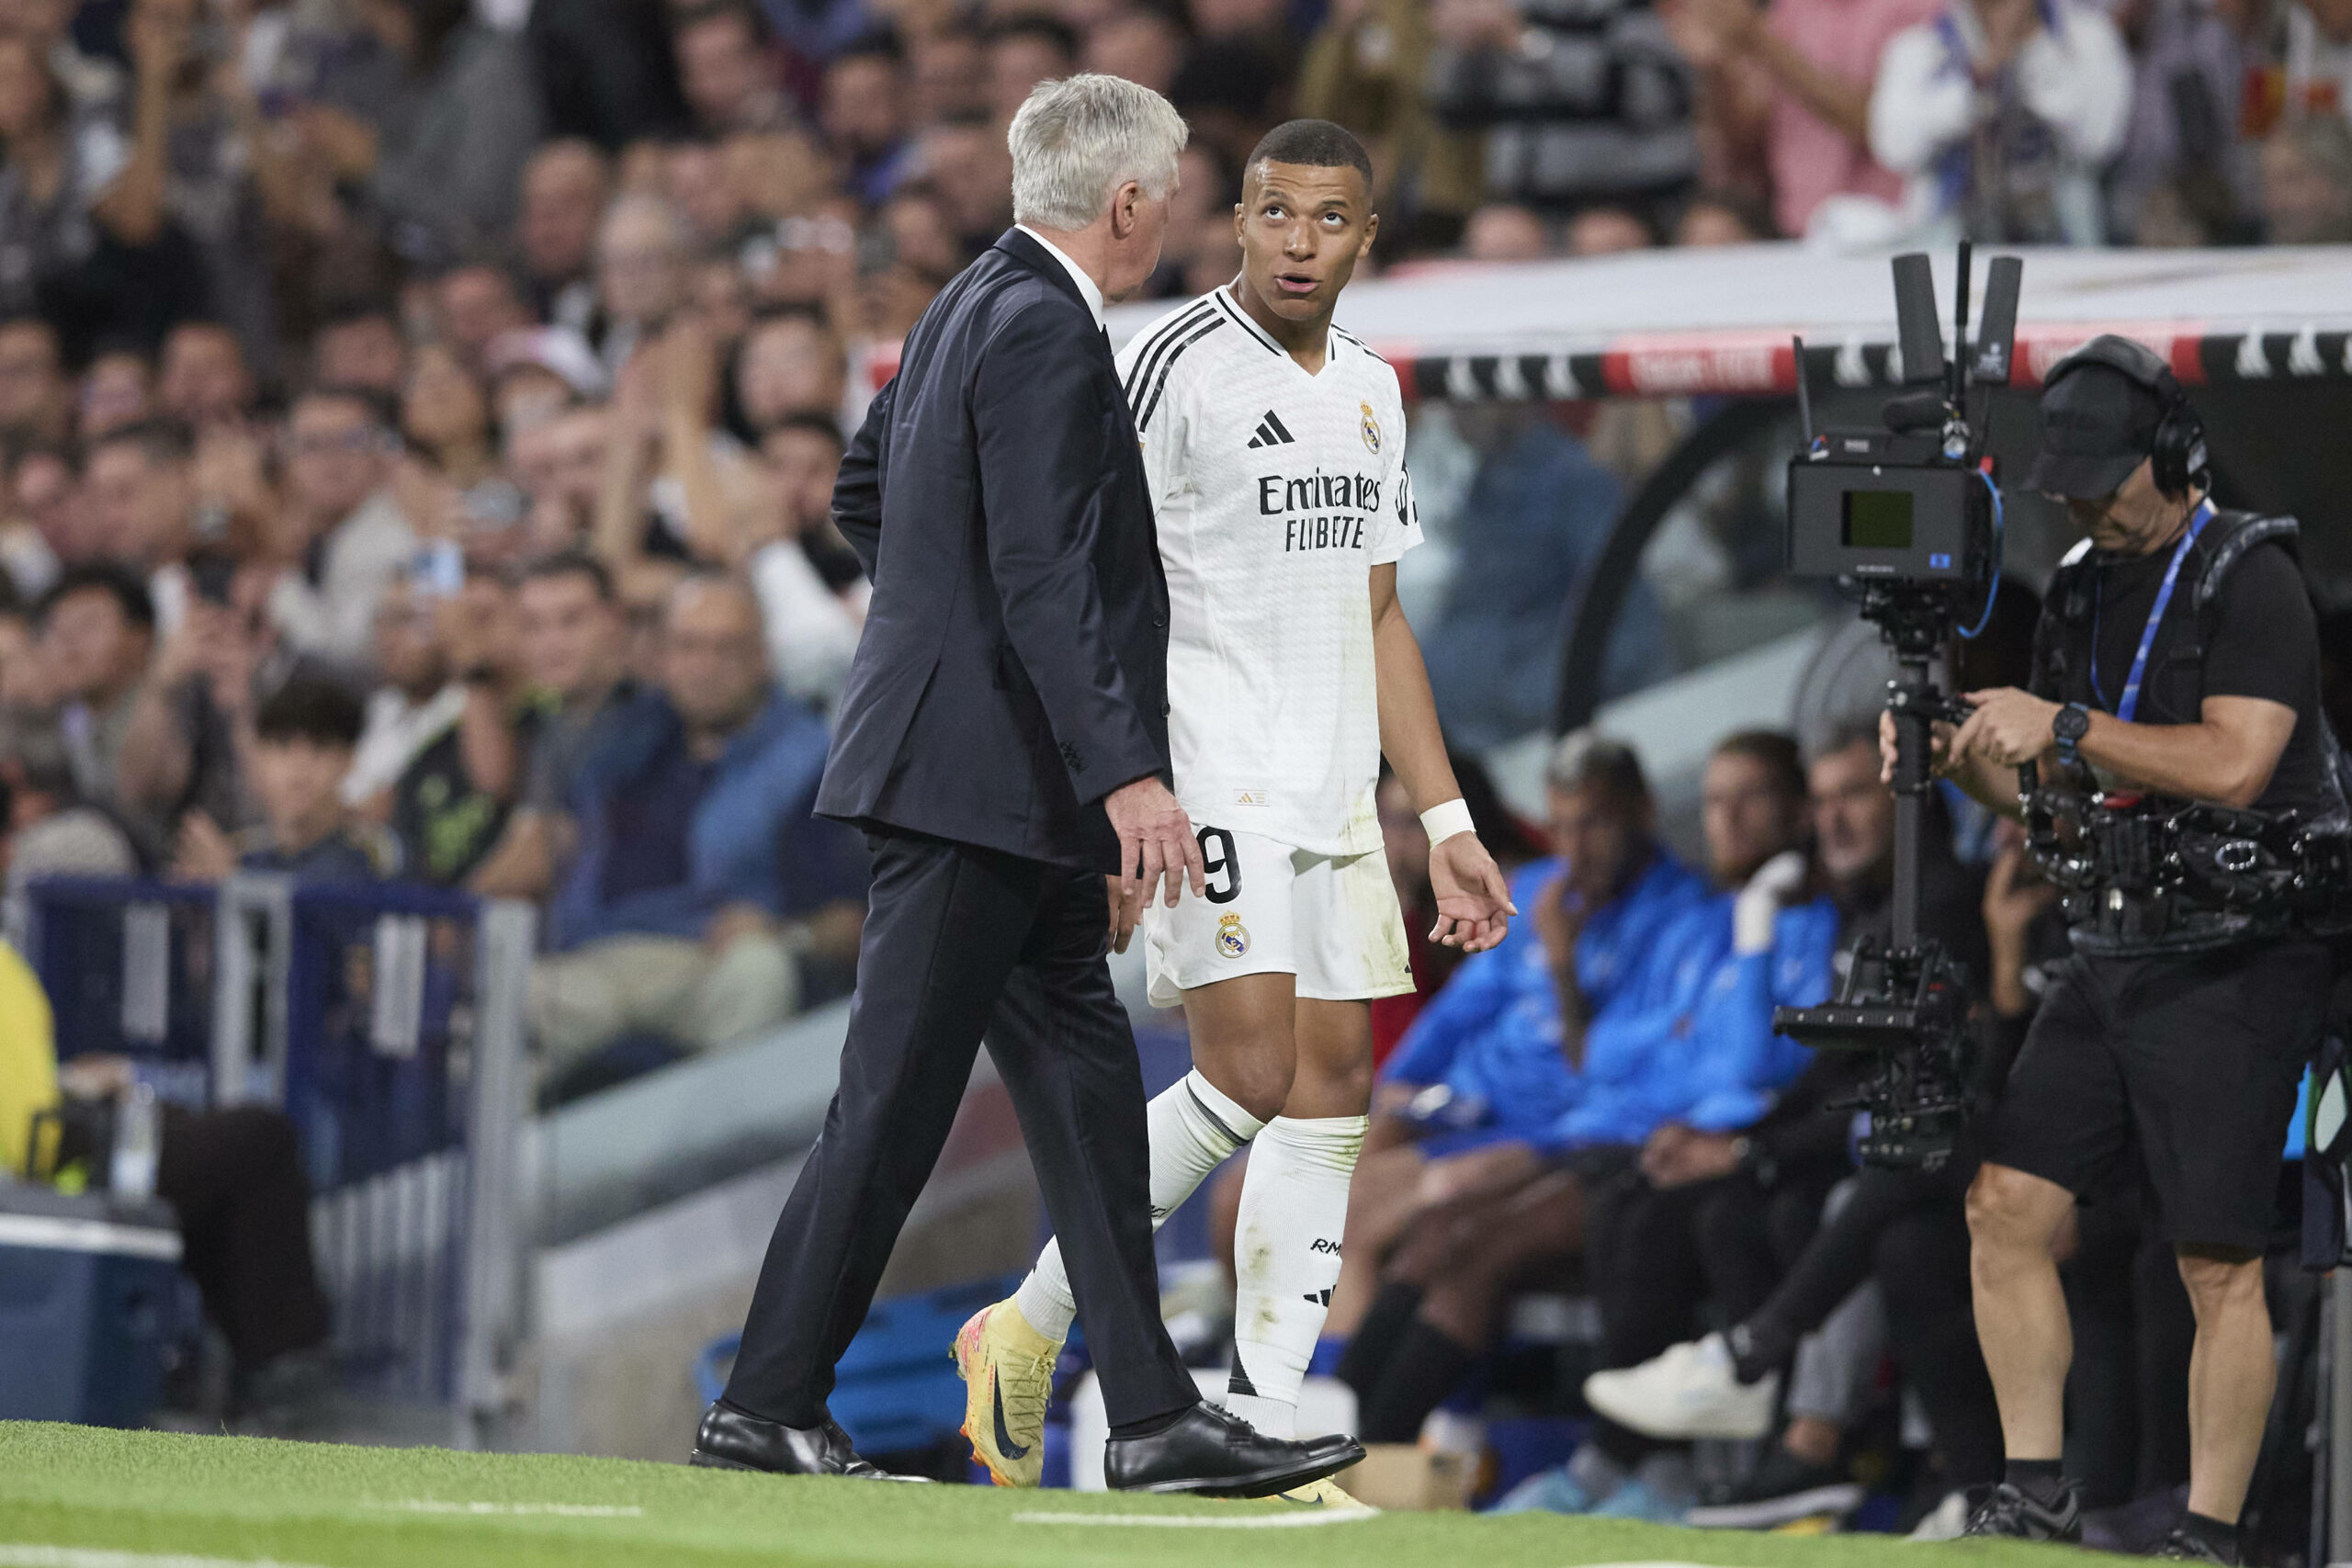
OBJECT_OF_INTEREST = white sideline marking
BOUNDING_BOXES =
[368,1502,644,1517]
[0,1548,327,1568]
[1012,1509,1376,1529]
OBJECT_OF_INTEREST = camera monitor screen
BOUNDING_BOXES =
[1842,489,1914,550]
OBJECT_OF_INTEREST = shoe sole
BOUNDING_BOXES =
[950,1307,1038,1490]
[1115,1442,1367,1500]
[688,1449,752,1472]
[1688,1483,1866,1529]
[689,1448,933,1483]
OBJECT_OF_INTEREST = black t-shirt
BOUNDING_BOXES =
[2034,535,2335,817]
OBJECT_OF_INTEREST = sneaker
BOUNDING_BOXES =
[1581,1334,1779,1441]
[1904,1485,1973,1541]
[1272,1475,1374,1510]
[1686,1445,1864,1530]
[1589,1477,1691,1525]
[1489,1445,1625,1516]
[2152,1527,2234,1563]
[1961,1480,2083,1543]
[951,1300,1062,1488]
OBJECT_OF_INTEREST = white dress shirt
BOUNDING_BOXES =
[1015,225,1106,329]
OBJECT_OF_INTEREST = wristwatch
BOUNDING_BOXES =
[2052,702,2091,768]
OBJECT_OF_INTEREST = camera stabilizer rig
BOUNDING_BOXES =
[1770,243,2022,1170]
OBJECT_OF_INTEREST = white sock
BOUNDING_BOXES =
[1224,1113,1365,1438]
[1012,1068,1264,1342]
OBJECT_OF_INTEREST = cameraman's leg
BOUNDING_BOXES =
[1970,957,2134,1466]
[2174,1244,2269,1526]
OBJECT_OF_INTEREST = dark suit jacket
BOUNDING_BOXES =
[815,228,1171,873]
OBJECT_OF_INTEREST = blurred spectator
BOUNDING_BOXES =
[0,705,137,917]
[2260,113,2352,240]
[1674,188,1770,243]
[1083,7,1185,95]
[594,192,689,376]
[344,570,519,883]
[741,412,859,705]
[1421,404,1664,746]
[78,419,193,626]
[173,673,385,881]
[0,316,67,442]
[268,387,416,667]
[76,344,151,441]
[1664,0,1934,238]
[434,265,533,376]
[732,307,844,434]
[1296,0,1485,237]
[532,573,864,1075]
[470,549,631,897]
[1427,0,1698,223]
[907,22,985,126]
[526,0,689,150]
[156,322,255,432]
[35,562,187,855]
[983,16,1076,124]
[915,112,1015,255]
[2278,0,2352,129]
[673,0,789,134]
[1867,0,2132,243]
[1568,203,1657,254]
[517,139,611,333]
[2109,0,2258,244]
[311,304,410,396]
[1461,201,1551,260]
[306,0,546,265]
[821,34,911,204]
[6,440,77,579]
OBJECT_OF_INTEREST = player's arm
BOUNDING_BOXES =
[1371,560,1516,951]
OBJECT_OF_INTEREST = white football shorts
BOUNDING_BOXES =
[1142,825,1414,1009]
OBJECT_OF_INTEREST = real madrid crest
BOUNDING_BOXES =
[1216,911,1250,958]
[1359,401,1382,455]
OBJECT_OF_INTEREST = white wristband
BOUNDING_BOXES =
[1419,798,1476,846]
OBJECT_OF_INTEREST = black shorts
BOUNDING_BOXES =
[1981,939,2334,1251]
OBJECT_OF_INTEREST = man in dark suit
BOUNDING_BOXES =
[692,74,1365,1496]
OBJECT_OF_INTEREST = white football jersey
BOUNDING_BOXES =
[1116,286,1422,857]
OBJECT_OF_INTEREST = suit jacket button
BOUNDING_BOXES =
[1059,740,1083,772]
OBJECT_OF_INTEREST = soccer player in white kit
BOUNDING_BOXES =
[955,118,1516,1503]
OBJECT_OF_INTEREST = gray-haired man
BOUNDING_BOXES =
[692,75,1364,1495]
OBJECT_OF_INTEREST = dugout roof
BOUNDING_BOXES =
[1102,243,2352,402]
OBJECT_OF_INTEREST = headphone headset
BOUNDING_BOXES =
[2041,335,2209,500]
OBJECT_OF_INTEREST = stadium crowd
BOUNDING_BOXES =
[0,0,2343,1527]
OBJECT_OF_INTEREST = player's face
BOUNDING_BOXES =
[1235,160,1377,324]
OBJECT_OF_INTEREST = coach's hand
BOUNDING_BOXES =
[1429,832,1517,953]
[1105,777,1206,942]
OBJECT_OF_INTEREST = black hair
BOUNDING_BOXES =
[1713,728,1808,800]
[294,382,400,431]
[522,548,615,602]
[983,14,1079,62]
[85,417,192,472]
[255,673,366,749]
[1245,119,1374,187]
[832,24,904,63]
[38,562,156,632]
[674,0,767,43]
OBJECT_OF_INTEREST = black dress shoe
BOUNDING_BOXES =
[689,1400,928,1481]
[1104,1401,1366,1498]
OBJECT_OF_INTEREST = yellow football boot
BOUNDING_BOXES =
[1272,1473,1375,1509]
[951,1300,1061,1488]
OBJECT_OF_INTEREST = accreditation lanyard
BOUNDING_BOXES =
[2093,501,2213,724]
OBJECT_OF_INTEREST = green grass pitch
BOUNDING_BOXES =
[0,1421,2080,1568]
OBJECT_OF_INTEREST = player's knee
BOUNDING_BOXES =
[1966,1164,2062,1257]
[1208,1052,1295,1126]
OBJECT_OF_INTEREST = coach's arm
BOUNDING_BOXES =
[830,378,894,579]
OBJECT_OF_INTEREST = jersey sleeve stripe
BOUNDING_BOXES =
[1210,289,1285,356]
[1120,299,1217,404]
[1136,317,1226,433]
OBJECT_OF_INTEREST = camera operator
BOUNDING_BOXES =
[1892,334,2341,1562]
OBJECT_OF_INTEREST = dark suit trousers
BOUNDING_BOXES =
[723,826,1198,1430]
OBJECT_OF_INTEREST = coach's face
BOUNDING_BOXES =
[1236,159,1377,325]
[1102,174,1177,303]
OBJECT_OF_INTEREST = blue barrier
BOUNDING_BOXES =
[22,873,535,1440]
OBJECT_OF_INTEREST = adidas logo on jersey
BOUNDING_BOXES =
[1245,410,1295,448]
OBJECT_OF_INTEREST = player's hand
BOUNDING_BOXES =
[1953,687,2061,769]
[1103,774,1205,914]
[1428,832,1517,953]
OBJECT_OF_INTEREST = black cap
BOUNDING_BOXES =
[2025,358,2165,500]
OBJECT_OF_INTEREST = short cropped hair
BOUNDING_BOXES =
[39,562,155,632]
[522,548,615,603]
[1008,73,1187,231]
[255,673,366,750]
[1713,728,1808,799]
[1544,729,1648,804]
[85,418,191,472]
[1246,119,1373,186]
